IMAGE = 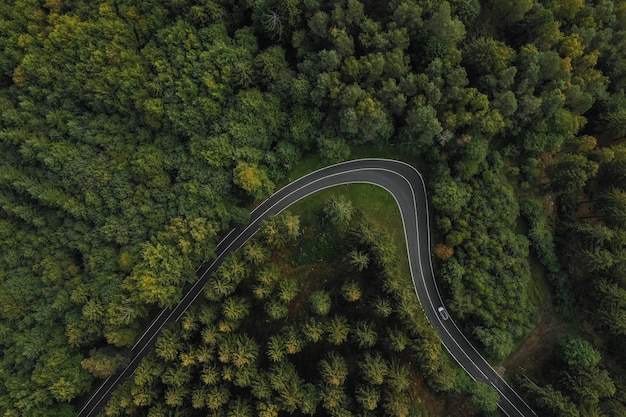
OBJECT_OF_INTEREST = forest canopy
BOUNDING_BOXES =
[0,0,625,416]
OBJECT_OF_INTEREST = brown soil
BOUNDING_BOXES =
[501,312,570,379]
[283,259,332,318]
[443,396,477,417]
[407,368,448,417]
[538,152,554,188]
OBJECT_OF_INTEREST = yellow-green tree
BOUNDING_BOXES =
[234,162,275,199]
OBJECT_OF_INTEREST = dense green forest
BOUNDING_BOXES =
[0,0,625,416]
[102,201,475,416]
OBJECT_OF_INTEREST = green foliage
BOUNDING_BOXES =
[265,298,289,321]
[400,102,443,155]
[558,337,601,370]
[259,210,301,249]
[564,366,616,404]
[326,315,351,346]
[455,0,481,27]
[359,352,388,386]
[323,194,355,226]
[547,154,599,194]
[317,136,351,163]
[463,37,516,75]
[222,297,251,322]
[355,384,380,411]
[1,0,625,414]
[431,175,471,218]
[469,380,500,413]
[309,290,331,316]
[423,2,466,60]
[351,320,378,348]
[597,187,626,228]
[341,280,362,302]
[346,249,370,271]
[597,280,626,337]
[319,351,349,386]
[234,162,275,199]
[520,379,581,417]
[434,160,536,358]
[521,199,574,314]
[473,327,515,361]
[80,348,128,379]
[101,194,455,415]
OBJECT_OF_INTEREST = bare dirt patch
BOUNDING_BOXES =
[501,312,570,379]
[408,368,447,416]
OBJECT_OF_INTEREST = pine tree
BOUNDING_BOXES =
[161,364,191,387]
[257,402,280,417]
[597,187,626,228]
[201,325,220,345]
[319,383,349,412]
[563,367,616,404]
[283,326,304,355]
[164,385,188,407]
[252,283,272,300]
[598,280,626,336]
[257,264,282,286]
[372,297,393,318]
[179,349,195,367]
[326,315,350,345]
[201,365,220,386]
[155,328,182,362]
[205,276,237,301]
[302,317,325,343]
[319,351,348,386]
[278,278,299,302]
[206,385,230,410]
[351,321,378,348]
[347,249,369,271]
[130,384,157,407]
[231,334,259,368]
[251,373,273,400]
[383,390,411,417]
[265,298,288,320]
[310,290,332,316]
[228,396,253,417]
[386,357,410,393]
[195,345,213,363]
[244,240,267,265]
[197,305,218,325]
[386,326,409,352]
[222,297,251,321]
[180,313,198,339]
[191,386,208,409]
[341,280,362,302]
[267,335,286,362]
[359,353,387,385]
[269,362,305,413]
[323,194,355,225]
[355,385,380,411]
[134,356,163,387]
[146,402,167,417]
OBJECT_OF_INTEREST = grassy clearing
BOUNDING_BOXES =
[288,183,409,275]
[526,253,554,313]
[279,147,416,275]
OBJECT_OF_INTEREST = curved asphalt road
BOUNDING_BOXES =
[78,158,536,417]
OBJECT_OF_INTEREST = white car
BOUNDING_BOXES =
[437,306,449,320]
